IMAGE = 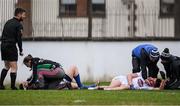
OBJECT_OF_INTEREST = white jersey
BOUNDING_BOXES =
[132,73,153,90]
[113,72,153,90]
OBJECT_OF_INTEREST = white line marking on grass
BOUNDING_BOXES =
[73,99,86,103]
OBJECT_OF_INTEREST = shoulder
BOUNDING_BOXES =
[4,18,14,26]
[174,56,180,60]
[10,18,19,24]
[16,21,23,29]
[8,18,15,22]
[9,18,23,30]
[17,22,22,27]
[32,58,41,65]
[140,48,148,57]
[10,18,23,28]
[169,55,180,62]
[36,58,54,64]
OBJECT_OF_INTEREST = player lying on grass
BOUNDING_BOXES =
[20,54,97,90]
[93,72,164,90]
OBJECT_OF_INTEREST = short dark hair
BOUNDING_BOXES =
[23,54,33,64]
[14,8,26,16]
[19,83,24,90]
[154,78,162,87]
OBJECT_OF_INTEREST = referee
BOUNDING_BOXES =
[0,8,26,90]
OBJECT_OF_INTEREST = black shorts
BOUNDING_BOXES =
[1,43,18,61]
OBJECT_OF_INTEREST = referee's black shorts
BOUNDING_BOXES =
[1,43,18,61]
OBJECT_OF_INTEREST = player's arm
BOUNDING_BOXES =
[39,59,61,69]
[28,64,38,86]
[161,61,171,79]
[26,75,33,82]
[159,80,166,90]
[127,73,139,89]
[142,80,166,90]
[140,87,159,90]
[140,49,148,80]
[164,65,171,79]
[104,86,129,90]
[152,60,159,73]
[127,73,139,85]
[145,87,161,90]
[16,24,23,55]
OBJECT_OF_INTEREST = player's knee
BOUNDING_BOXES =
[70,65,79,73]
[70,65,78,70]
[10,62,18,70]
[11,66,18,71]
[10,66,17,72]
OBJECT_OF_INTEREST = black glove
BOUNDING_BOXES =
[160,71,166,80]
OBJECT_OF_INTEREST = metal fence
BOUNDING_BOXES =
[0,0,15,35]
[0,0,176,40]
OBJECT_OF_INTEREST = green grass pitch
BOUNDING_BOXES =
[0,90,180,105]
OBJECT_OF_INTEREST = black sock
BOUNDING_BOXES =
[10,73,17,88]
[0,69,8,86]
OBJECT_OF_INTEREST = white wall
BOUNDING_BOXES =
[1,41,180,84]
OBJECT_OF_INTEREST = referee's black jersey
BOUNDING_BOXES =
[1,17,23,52]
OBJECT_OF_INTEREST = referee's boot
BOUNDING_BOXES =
[0,85,5,90]
[10,73,18,90]
[11,86,18,90]
[0,69,8,90]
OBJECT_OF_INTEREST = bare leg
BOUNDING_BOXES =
[65,66,97,89]
[98,79,122,89]
[66,65,79,80]
[104,84,129,90]
[64,65,84,88]
[70,82,78,89]
[9,61,17,73]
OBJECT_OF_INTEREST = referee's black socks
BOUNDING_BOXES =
[0,69,8,87]
[10,72,17,90]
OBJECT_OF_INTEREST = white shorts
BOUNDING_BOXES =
[112,75,128,85]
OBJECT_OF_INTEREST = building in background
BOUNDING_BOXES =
[0,0,177,39]
[1,0,180,82]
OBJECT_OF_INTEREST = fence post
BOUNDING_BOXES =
[15,0,32,37]
[129,0,136,37]
[88,0,92,39]
[175,0,180,38]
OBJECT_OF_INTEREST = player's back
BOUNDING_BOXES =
[1,18,21,44]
